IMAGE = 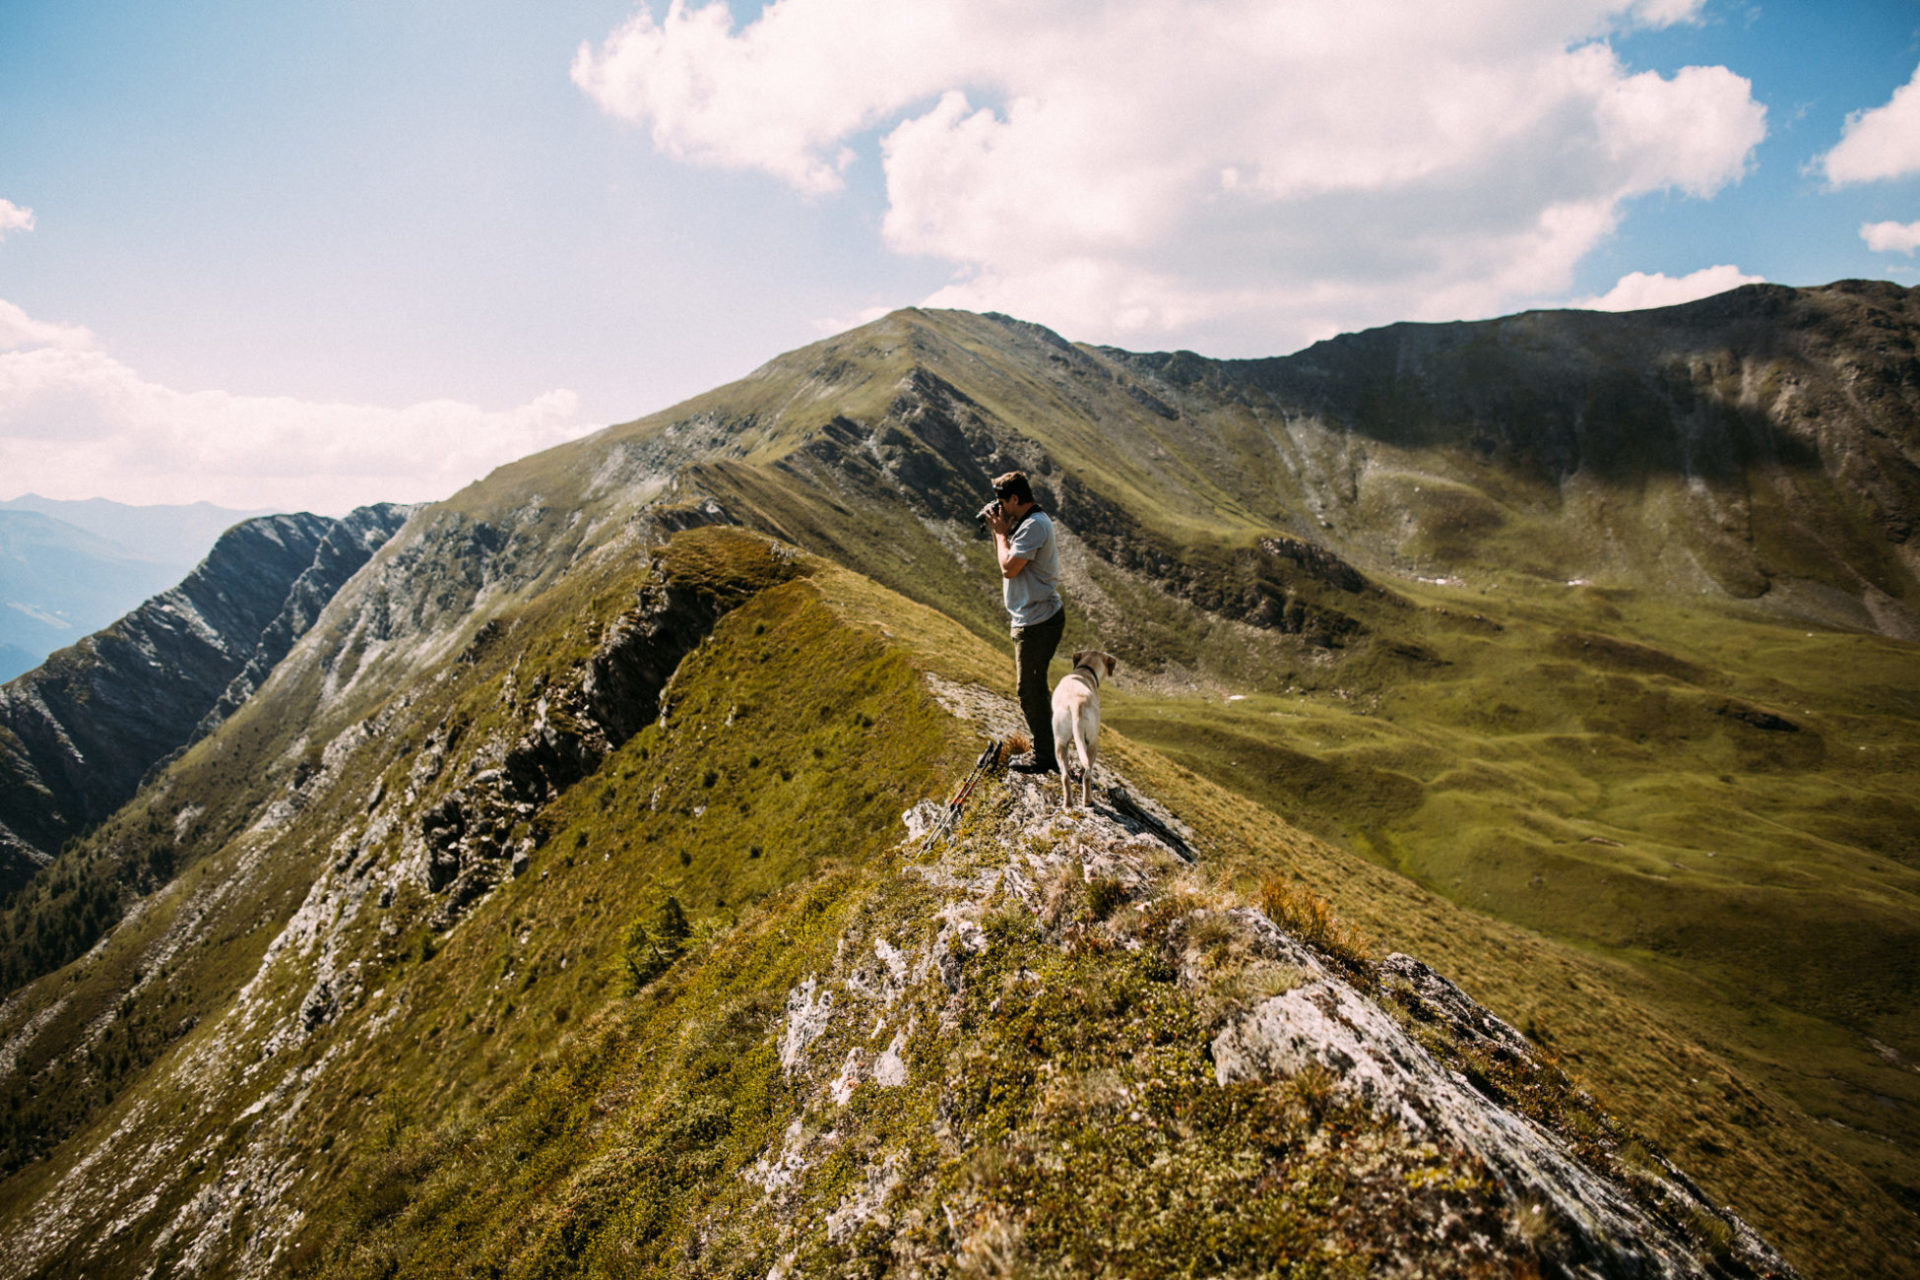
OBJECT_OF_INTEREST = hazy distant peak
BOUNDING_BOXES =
[0,493,276,568]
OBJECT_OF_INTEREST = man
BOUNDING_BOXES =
[983,471,1064,774]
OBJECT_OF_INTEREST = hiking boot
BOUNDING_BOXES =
[1009,755,1058,775]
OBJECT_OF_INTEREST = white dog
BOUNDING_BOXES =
[1050,650,1116,809]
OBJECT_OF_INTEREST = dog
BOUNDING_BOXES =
[1050,650,1116,809]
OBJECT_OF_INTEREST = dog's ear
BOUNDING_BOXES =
[1102,653,1116,676]
[1071,649,1090,668]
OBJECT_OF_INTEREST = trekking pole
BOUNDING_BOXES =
[921,739,1002,851]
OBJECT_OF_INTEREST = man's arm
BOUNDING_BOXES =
[987,510,1030,579]
[995,533,1030,580]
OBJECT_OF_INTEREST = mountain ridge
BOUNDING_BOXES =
[0,496,280,682]
[0,286,1914,1277]
[0,504,413,946]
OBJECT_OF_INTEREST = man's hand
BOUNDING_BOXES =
[984,505,1012,538]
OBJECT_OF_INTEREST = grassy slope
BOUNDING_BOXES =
[268,572,967,1275]
[819,553,1920,1277]
[1101,575,1920,1247]
[617,306,1920,1261]
[0,524,1897,1277]
[537,304,1920,1270]
[1098,724,1914,1280]
[70,538,1821,1274]
[0,535,952,1271]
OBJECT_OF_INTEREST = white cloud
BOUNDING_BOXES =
[576,0,1764,352]
[1862,219,1920,255]
[1624,0,1707,25]
[0,300,94,352]
[0,199,32,240]
[1570,264,1765,311]
[1818,62,1920,187]
[0,298,590,513]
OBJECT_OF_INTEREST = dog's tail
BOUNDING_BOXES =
[1068,709,1091,779]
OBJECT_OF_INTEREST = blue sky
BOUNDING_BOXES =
[1,0,1916,512]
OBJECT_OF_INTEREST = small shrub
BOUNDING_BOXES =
[1682,1202,1735,1257]
[618,895,692,993]
[1203,963,1309,1026]
[1187,911,1238,956]
[1086,876,1128,922]
[1256,876,1369,963]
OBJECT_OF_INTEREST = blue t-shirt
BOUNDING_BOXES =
[1003,510,1063,628]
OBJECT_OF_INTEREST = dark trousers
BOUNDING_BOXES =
[1012,607,1066,764]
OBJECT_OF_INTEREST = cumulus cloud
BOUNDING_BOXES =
[1818,62,1920,187]
[0,298,591,513]
[1570,264,1765,311]
[576,0,1762,351]
[1862,219,1920,255]
[0,199,33,240]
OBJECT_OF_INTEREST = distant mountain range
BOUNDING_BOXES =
[0,496,273,681]
[0,283,1914,1278]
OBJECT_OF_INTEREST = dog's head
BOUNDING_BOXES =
[1071,650,1117,680]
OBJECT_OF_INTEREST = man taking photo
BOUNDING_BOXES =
[982,470,1064,775]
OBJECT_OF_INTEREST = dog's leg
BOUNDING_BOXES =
[1068,705,1093,811]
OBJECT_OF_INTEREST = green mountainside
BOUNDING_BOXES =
[0,288,1916,1277]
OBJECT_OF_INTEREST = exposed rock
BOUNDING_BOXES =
[188,503,416,741]
[1213,941,1792,1278]
[752,682,1797,1278]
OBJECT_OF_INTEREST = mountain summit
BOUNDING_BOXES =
[0,288,1915,1278]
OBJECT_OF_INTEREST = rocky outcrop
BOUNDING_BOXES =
[0,505,413,894]
[1212,939,1789,1278]
[757,682,1796,1278]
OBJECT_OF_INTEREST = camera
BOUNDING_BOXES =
[974,498,1002,536]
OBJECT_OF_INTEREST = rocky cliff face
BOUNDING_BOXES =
[0,504,412,898]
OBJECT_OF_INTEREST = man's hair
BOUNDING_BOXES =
[991,471,1035,504]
